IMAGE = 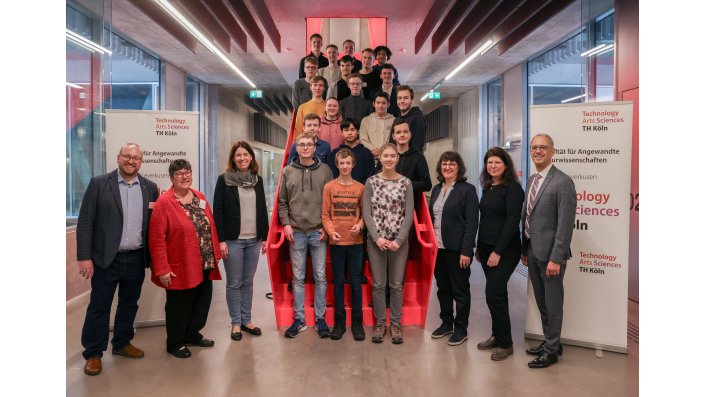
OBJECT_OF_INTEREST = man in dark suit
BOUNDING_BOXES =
[77,143,159,376]
[521,134,577,368]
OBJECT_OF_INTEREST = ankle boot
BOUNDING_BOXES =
[330,310,346,340]
[351,311,365,341]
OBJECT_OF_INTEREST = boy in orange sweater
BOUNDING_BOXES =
[321,149,366,341]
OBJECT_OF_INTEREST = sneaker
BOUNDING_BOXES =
[284,319,307,338]
[315,318,331,338]
[447,330,468,346]
[371,323,386,343]
[390,323,403,344]
[431,323,454,339]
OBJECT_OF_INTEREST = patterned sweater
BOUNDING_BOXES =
[362,174,414,244]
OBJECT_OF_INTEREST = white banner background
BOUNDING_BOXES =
[525,101,633,353]
[105,109,200,325]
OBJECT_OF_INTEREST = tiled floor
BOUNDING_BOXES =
[66,256,638,396]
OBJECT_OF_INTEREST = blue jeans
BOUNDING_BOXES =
[330,244,363,313]
[289,230,328,321]
[223,238,261,326]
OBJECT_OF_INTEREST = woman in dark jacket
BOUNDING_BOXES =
[213,141,269,341]
[475,147,524,361]
[428,151,479,346]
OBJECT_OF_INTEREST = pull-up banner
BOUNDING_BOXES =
[105,109,199,326]
[526,101,633,353]
[105,110,200,194]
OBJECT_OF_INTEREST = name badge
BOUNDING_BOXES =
[148,202,155,209]
[198,199,207,209]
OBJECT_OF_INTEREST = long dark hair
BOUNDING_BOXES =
[480,147,518,191]
[435,151,467,183]
[227,141,259,175]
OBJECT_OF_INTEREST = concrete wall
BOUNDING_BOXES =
[162,63,186,111]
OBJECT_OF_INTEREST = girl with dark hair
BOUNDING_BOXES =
[428,151,479,346]
[213,141,269,341]
[475,147,525,360]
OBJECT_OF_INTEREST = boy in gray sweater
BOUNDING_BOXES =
[278,132,333,338]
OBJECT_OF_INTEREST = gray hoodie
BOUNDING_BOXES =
[278,157,333,232]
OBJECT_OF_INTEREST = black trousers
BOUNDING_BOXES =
[477,240,520,348]
[81,249,145,359]
[165,279,213,351]
[434,249,471,333]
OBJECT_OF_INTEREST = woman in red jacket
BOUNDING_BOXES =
[149,159,222,358]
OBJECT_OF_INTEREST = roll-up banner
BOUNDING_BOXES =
[526,101,633,353]
[105,109,200,326]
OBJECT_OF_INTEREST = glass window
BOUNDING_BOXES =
[486,78,503,148]
[528,33,585,106]
[66,5,160,218]
[186,77,200,112]
[105,31,160,110]
[66,6,107,218]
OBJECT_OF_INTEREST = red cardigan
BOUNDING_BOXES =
[149,187,222,290]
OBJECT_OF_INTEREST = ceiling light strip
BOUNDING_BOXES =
[153,0,256,88]
[66,29,113,55]
[561,93,587,103]
[66,82,84,90]
[580,44,606,57]
[445,39,493,81]
[591,44,615,57]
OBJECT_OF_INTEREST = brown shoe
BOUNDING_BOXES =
[112,344,145,359]
[84,357,102,376]
[491,346,514,361]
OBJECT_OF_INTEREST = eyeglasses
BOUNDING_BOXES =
[348,82,362,86]
[530,145,551,152]
[120,154,142,162]
[304,66,316,70]
[297,143,315,148]
[441,162,458,168]
[173,170,192,179]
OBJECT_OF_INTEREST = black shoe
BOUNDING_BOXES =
[241,325,262,336]
[528,353,558,368]
[187,338,215,347]
[431,323,454,339]
[330,322,346,340]
[330,310,346,340]
[351,312,365,341]
[231,331,242,341]
[526,341,563,356]
[168,345,191,358]
[447,330,468,346]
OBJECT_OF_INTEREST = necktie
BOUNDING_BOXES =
[524,174,543,239]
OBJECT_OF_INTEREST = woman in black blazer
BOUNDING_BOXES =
[475,147,524,361]
[213,141,269,341]
[428,151,479,346]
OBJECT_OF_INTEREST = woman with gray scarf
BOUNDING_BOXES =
[213,141,269,341]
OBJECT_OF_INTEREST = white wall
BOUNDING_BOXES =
[163,63,185,111]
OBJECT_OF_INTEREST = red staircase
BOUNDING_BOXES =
[265,114,438,327]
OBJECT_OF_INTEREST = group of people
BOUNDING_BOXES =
[75,34,576,377]
[77,141,270,374]
[292,35,422,155]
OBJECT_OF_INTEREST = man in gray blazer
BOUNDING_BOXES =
[521,133,577,369]
[76,143,159,376]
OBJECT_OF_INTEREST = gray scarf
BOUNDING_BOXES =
[224,169,258,188]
